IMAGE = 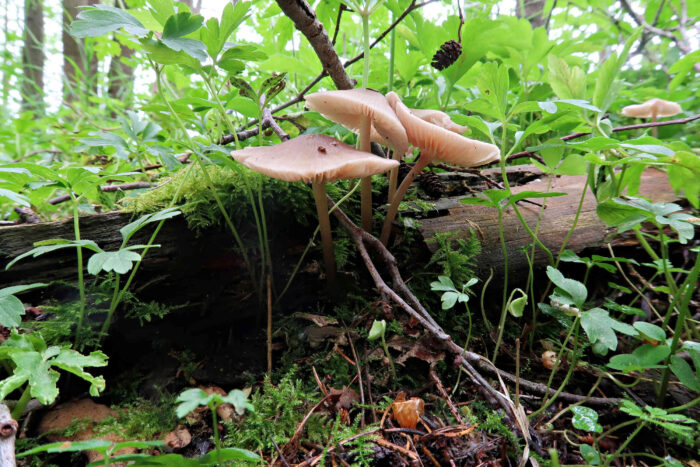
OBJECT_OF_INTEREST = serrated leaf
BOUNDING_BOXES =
[70,5,148,38]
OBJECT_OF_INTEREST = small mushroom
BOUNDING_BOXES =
[305,89,408,232]
[380,92,500,245]
[410,108,469,134]
[232,134,398,285]
[621,98,682,137]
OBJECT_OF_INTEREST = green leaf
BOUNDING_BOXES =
[476,62,509,121]
[430,275,456,292]
[87,250,142,275]
[163,11,203,38]
[0,295,26,328]
[120,208,181,244]
[580,444,601,465]
[368,320,386,341]
[70,5,148,38]
[52,349,107,397]
[221,389,254,416]
[0,283,46,299]
[176,388,213,418]
[581,308,620,352]
[229,76,257,102]
[591,29,641,113]
[547,55,585,100]
[0,188,30,207]
[441,292,459,310]
[199,447,261,464]
[261,73,287,104]
[6,240,103,270]
[669,356,699,392]
[508,291,527,318]
[571,406,602,433]
[633,322,666,342]
[546,266,587,307]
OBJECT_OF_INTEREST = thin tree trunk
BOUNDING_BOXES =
[516,0,546,28]
[20,0,44,112]
[62,0,97,102]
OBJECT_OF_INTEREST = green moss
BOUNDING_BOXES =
[123,164,317,234]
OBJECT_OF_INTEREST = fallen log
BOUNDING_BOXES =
[0,166,679,299]
[407,166,679,279]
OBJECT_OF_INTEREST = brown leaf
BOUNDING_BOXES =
[163,427,191,450]
[294,313,338,327]
[396,334,445,365]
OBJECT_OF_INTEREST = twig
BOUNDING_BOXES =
[429,368,464,424]
[346,331,366,427]
[234,0,437,132]
[261,98,290,142]
[271,436,291,467]
[375,437,420,462]
[506,113,700,163]
[143,152,192,171]
[48,181,153,205]
[331,4,346,45]
[329,198,623,408]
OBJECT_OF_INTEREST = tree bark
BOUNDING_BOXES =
[275,0,354,90]
[516,0,546,28]
[0,404,17,467]
[21,0,44,112]
[62,0,98,102]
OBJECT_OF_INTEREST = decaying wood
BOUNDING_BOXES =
[409,166,679,279]
[0,404,17,467]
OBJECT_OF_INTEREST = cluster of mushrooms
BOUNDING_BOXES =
[231,88,500,285]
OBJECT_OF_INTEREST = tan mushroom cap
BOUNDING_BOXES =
[231,134,399,184]
[305,89,409,155]
[621,98,682,118]
[410,108,468,134]
[386,92,500,166]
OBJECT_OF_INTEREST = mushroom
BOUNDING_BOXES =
[305,89,408,232]
[410,108,469,134]
[380,92,500,245]
[231,134,398,285]
[621,98,682,137]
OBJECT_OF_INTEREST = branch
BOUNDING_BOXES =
[275,0,354,91]
[327,197,621,425]
[506,113,700,163]
[48,181,153,206]
[233,0,435,133]
[260,96,290,142]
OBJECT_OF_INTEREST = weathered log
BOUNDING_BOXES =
[0,166,679,300]
[0,404,17,467]
[409,167,679,279]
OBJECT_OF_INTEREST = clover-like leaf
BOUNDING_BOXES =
[571,406,602,433]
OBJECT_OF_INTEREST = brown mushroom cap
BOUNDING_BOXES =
[410,108,468,134]
[305,89,409,155]
[621,98,683,118]
[386,92,500,166]
[231,134,399,183]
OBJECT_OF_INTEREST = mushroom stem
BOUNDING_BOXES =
[651,111,658,138]
[359,114,373,232]
[312,180,337,286]
[387,149,404,202]
[380,154,431,245]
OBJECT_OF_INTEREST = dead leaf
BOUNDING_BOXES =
[163,427,191,449]
[295,313,338,327]
[396,334,445,365]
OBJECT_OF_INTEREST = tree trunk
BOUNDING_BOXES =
[62,0,97,102]
[516,0,546,28]
[20,0,44,112]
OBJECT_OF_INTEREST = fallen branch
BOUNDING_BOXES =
[48,181,153,206]
[507,113,700,163]
[328,197,622,412]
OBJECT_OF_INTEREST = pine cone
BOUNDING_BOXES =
[419,171,445,199]
[397,161,412,185]
[431,40,463,71]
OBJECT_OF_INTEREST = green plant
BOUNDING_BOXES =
[176,387,256,466]
[367,319,396,387]
[0,331,107,419]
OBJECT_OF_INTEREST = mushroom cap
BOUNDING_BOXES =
[410,108,468,134]
[386,92,500,166]
[305,89,409,155]
[621,98,682,118]
[231,134,399,184]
